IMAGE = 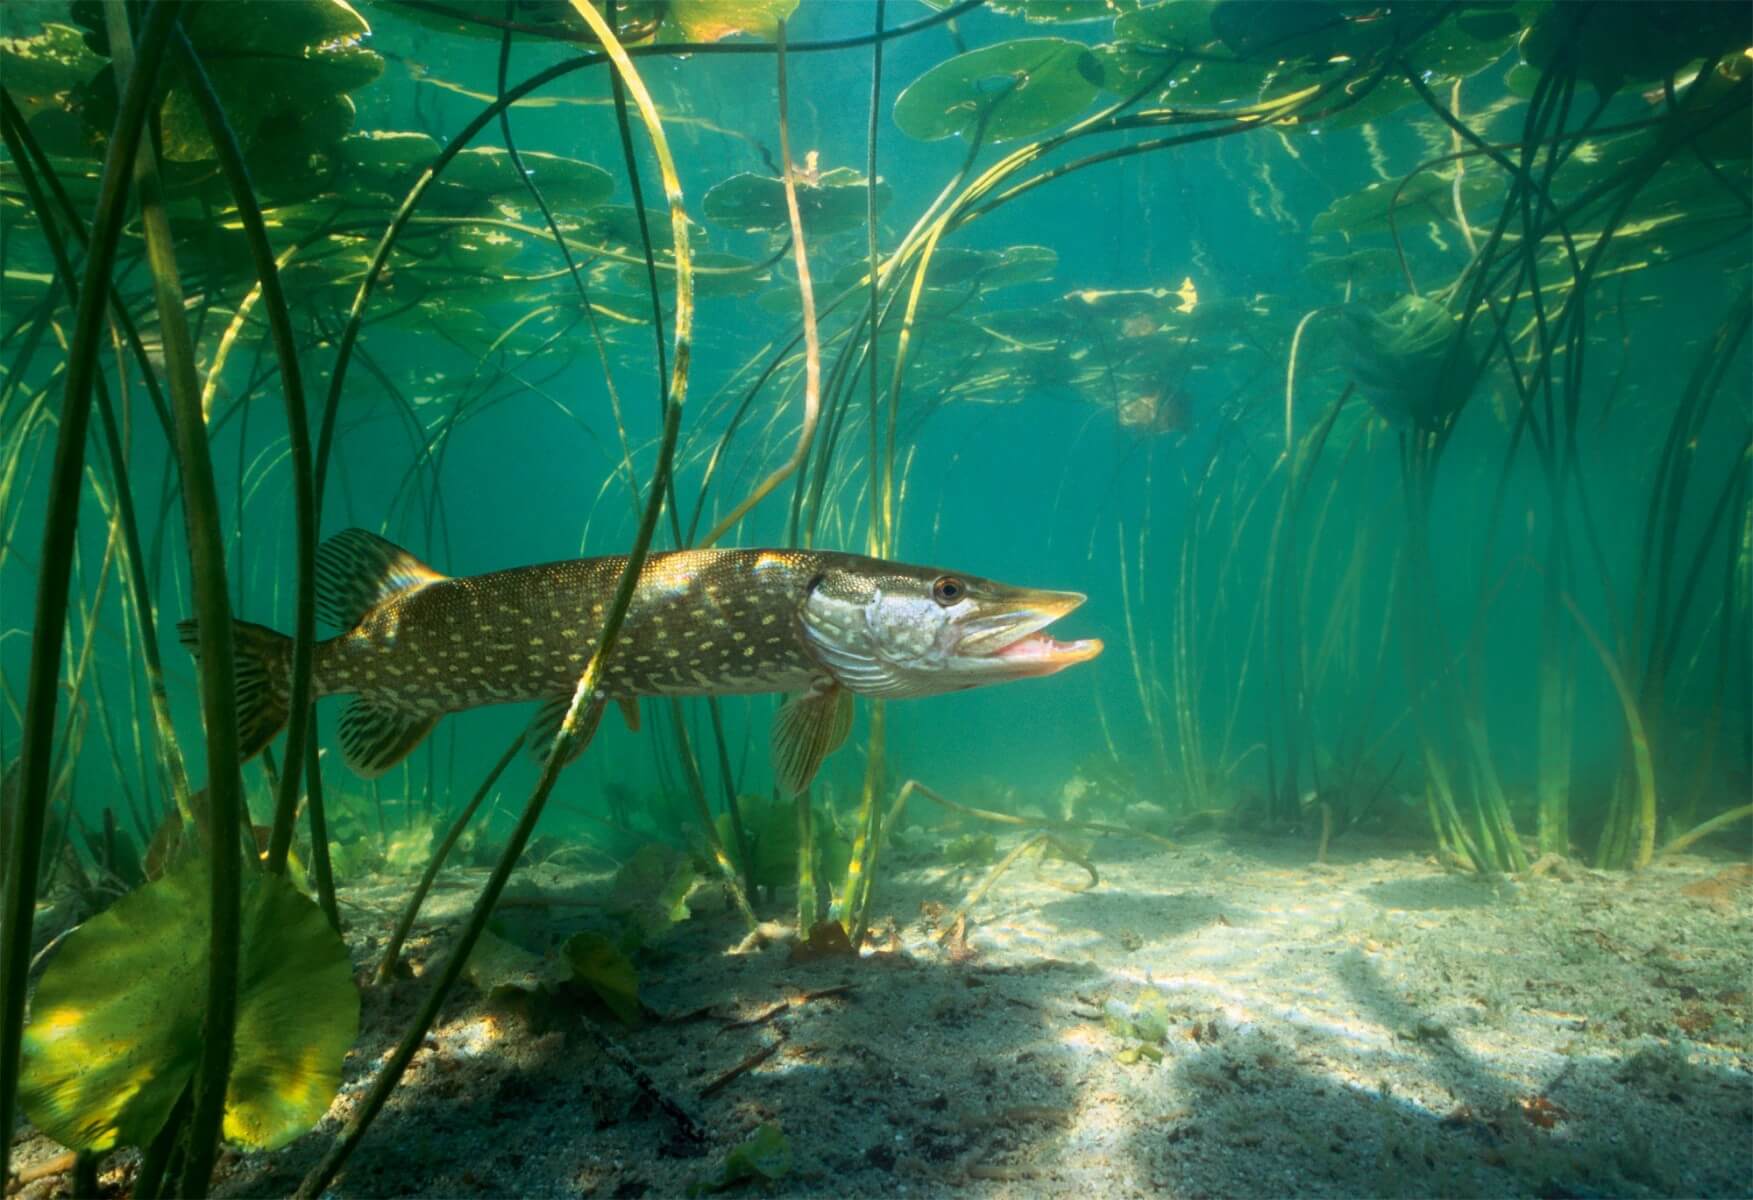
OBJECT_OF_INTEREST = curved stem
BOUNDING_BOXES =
[374,732,525,984]
[294,7,696,1188]
[0,2,182,1183]
[699,19,822,549]
[172,30,320,884]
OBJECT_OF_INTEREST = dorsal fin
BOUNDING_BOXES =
[315,529,446,630]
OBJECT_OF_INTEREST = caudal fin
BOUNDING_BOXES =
[176,619,293,761]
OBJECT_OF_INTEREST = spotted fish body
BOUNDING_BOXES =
[322,549,828,709]
[186,529,1102,788]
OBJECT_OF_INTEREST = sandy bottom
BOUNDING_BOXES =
[10,831,1752,1198]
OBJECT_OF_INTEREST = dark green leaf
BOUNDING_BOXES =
[893,37,1105,143]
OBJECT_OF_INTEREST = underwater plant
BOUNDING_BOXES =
[0,0,1747,1194]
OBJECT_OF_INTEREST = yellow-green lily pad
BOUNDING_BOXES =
[19,860,358,1153]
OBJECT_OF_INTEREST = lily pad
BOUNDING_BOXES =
[893,37,1104,144]
[989,0,1147,23]
[425,145,615,217]
[1208,0,1394,64]
[1312,169,1505,237]
[155,0,383,166]
[1304,246,1401,287]
[378,0,663,44]
[657,0,798,43]
[19,860,358,1153]
[702,167,891,236]
[1520,1,1748,97]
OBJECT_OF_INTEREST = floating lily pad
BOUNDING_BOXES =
[1520,1,1748,97]
[154,0,383,167]
[1312,169,1505,237]
[702,167,890,236]
[424,145,615,217]
[985,244,1059,288]
[1102,3,1285,106]
[379,0,663,44]
[19,860,358,1153]
[893,37,1104,144]
[1304,247,1401,286]
[1208,0,1393,64]
[656,0,798,43]
[578,204,682,254]
[989,0,1147,23]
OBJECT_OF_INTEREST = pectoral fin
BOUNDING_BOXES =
[772,681,853,795]
[527,695,607,766]
[338,697,438,778]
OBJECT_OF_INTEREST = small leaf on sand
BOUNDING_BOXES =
[563,932,643,1025]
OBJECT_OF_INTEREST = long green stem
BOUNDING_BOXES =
[0,2,181,1183]
[375,732,525,984]
[294,7,694,1189]
[171,30,320,879]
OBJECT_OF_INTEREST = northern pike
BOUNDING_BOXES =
[182,530,1102,790]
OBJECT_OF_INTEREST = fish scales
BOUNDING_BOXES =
[319,549,826,711]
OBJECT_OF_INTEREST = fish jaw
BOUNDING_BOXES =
[801,567,1104,697]
[947,587,1103,682]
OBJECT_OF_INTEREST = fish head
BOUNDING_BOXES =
[800,559,1103,698]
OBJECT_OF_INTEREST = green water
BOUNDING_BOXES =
[0,1,1748,1194]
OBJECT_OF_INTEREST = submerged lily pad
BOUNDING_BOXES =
[156,0,383,165]
[379,0,663,44]
[991,0,1147,22]
[1312,169,1505,237]
[1520,1,1748,97]
[427,145,615,216]
[657,0,798,43]
[19,860,358,1153]
[1304,246,1401,287]
[893,37,1104,144]
[702,167,891,236]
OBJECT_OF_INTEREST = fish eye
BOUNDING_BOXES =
[932,576,964,606]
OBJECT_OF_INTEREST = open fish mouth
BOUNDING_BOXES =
[957,588,1103,675]
[987,629,1104,670]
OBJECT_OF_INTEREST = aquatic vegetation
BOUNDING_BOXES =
[692,1121,792,1194]
[0,0,1748,1193]
[18,860,355,1160]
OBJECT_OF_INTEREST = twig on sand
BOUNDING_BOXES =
[700,1036,783,1097]
[718,984,855,1031]
[573,1016,705,1146]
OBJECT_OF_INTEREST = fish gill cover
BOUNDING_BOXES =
[0,1,1749,1197]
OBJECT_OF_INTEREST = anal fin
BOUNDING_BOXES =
[772,680,853,795]
[338,697,438,779]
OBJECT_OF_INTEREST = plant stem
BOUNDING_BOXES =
[0,2,181,1183]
